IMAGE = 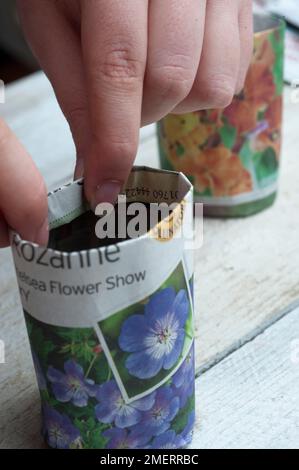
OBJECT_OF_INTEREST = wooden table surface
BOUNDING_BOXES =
[0,72,299,449]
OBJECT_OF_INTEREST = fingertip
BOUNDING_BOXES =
[84,137,135,210]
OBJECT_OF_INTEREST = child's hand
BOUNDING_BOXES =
[0,119,48,247]
[17,0,253,209]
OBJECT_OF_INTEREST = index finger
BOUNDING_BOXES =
[81,0,148,208]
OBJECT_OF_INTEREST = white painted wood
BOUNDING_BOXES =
[191,306,299,449]
[193,87,299,371]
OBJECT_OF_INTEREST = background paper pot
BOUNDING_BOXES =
[157,14,285,217]
[11,166,195,449]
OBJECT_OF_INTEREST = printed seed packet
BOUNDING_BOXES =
[157,14,285,217]
[11,166,195,449]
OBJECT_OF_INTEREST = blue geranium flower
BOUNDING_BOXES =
[95,380,155,428]
[47,359,96,407]
[32,350,47,391]
[172,344,195,407]
[149,410,195,449]
[131,386,179,439]
[179,410,195,447]
[42,405,80,449]
[119,287,189,379]
[150,430,183,449]
[103,428,150,449]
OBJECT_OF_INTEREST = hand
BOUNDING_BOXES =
[0,119,48,247]
[17,0,253,210]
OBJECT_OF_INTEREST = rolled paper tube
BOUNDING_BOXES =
[157,14,286,217]
[11,166,195,449]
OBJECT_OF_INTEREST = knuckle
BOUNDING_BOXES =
[213,86,234,109]
[105,141,136,166]
[201,74,235,108]
[91,44,144,86]
[91,132,137,170]
[149,61,195,101]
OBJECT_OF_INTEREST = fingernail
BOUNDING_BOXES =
[34,218,49,246]
[92,180,122,210]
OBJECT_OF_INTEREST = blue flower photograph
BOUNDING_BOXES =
[98,262,194,399]
[22,260,195,449]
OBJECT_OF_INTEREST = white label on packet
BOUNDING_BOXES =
[195,181,278,206]
[11,169,194,329]
[12,233,187,328]
[11,168,195,403]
